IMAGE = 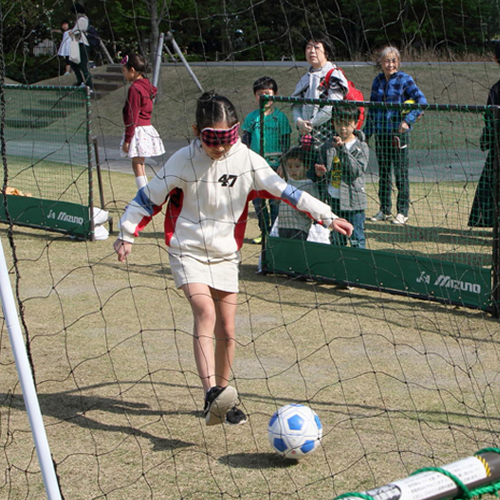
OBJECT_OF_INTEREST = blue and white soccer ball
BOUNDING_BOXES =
[268,404,323,459]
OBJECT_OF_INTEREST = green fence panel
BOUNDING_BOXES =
[2,85,93,239]
[263,236,491,310]
[258,96,496,312]
[0,196,92,238]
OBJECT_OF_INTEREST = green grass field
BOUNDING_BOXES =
[0,63,499,499]
[5,156,90,204]
[364,180,492,267]
[4,152,492,267]
[86,62,500,141]
[0,167,498,499]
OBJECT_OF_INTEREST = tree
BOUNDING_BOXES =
[2,0,499,68]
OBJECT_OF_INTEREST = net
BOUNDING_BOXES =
[259,97,496,310]
[4,85,90,201]
[1,1,500,499]
[2,84,97,238]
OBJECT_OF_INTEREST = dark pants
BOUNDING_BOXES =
[468,150,496,227]
[375,134,410,217]
[253,198,279,235]
[70,44,93,89]
[328,198,366,249]
[278,228,309,241]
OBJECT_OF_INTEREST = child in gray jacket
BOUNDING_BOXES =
[315,105,369,248]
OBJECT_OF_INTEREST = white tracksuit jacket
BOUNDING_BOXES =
[118,138,338,262]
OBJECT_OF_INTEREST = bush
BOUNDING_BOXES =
[5,54,62,84]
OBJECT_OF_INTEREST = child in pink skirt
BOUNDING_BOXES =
[121,53,165,189]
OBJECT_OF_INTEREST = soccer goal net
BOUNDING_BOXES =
[1,1,500,499]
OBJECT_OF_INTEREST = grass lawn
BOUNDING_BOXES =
[0,62,498,499]
[364,180,492,267]
[0,167,498,499]
[5,156,90,203]
[4,152,492,267]
[87,61,500,141]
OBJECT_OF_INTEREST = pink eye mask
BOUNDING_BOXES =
[200,123,240,147]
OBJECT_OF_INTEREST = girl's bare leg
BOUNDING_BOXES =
[181,283,217,393]
[132,157,148,189]
[181,283,238,392]
[182,283,242,424]
[211,288,237,388]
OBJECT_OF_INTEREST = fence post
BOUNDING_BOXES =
[165,31,204,93]
[152,32,165,98]
[0,235,63,499]
[491,105,500,317]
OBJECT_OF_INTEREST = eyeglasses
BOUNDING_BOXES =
[120,55,129,65]
[200,123,240,147]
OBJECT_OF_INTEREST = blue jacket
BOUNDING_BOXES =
[364,71,427,138]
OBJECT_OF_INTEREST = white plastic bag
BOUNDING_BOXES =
[69,40,80,64]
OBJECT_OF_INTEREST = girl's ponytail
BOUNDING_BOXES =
[121,53,148,74]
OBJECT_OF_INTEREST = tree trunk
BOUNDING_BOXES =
[150,0,159,58]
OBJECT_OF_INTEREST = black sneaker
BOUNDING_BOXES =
[225,407,247,425]
[203,385,238,426]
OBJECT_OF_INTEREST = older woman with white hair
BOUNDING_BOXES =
[365,46,427,225]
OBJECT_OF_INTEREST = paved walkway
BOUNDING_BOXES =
[97,136,486,183]
[96,136,188,175]
[7,133,487,183]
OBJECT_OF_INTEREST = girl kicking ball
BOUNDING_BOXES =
[114,92,353,426]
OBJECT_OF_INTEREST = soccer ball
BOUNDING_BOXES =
[268,404,323,459]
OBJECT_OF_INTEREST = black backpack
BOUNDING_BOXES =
[86,25,100,48]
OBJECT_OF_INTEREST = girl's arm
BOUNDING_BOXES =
[123,86,141,143]
[279,178,353,236]
[117,157,179,244]
[253,161,350,234]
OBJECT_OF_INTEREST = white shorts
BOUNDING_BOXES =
[120,125,165,159]
[168,253,240,293]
